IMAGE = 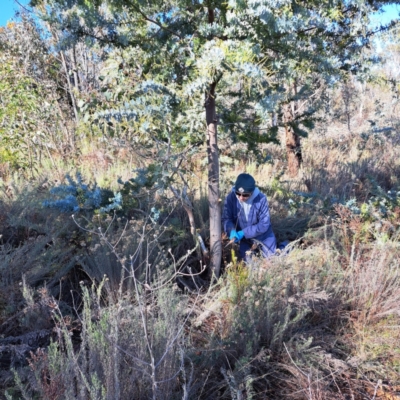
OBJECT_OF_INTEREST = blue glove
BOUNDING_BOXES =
[235,231,245,242]
[229,230,237,240]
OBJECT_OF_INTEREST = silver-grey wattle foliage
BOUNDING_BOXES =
[98,192,122,214]
[95,80,177,124]
[43,173,102,213]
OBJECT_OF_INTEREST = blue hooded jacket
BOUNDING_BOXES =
[222,187,276,259]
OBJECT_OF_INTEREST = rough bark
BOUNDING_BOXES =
[283,103,302,178]
[205,82,222,278]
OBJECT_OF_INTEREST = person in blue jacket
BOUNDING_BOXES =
[222,173,277,261]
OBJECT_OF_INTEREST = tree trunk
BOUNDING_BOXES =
[205,82,222,278]
[47,26,80,125]
[60,50,79,124]
[283,104,302,178]
[72,44,81,91]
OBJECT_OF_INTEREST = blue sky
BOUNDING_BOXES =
[0,0,29,26]
[370,3,400,27]
[0,0,399,26]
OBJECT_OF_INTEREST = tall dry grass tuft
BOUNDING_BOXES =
[300,129,400,200]
[0,181,79,330]
[340,240,400,326]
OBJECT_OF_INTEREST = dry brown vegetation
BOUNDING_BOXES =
[1,2,400,396]
[1,107,400,399]
[0,48,400,398]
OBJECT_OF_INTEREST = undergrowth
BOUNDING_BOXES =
[1,123,400,399]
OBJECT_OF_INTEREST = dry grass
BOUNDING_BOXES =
[1,113,400,398]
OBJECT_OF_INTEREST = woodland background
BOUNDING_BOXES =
[1,1,400,399]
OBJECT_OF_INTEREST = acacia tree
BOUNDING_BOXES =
[30,0,399,276]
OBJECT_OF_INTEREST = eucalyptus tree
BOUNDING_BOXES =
[30,0,400,276]
[0,16,69,172]
[10,0,108,140]
[0,10,97,164]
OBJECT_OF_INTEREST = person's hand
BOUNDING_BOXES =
[229,230,237,241]
[234,231,244,242]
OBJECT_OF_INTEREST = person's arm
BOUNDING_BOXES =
[221,192,237,235]
[241,195,272,239]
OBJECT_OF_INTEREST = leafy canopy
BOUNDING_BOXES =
[28,0,399,158]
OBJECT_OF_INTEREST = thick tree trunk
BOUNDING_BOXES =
[205,82,222,278]
[283,103,302,178]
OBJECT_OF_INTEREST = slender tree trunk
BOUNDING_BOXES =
[60,50,79,124]
[342,82,352,132]
[283,104,302,178]
[72,44,81,91]
[358,80,365,121]
[205,82,222,278]
[46,25,80,125]
[205,4,221,277]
